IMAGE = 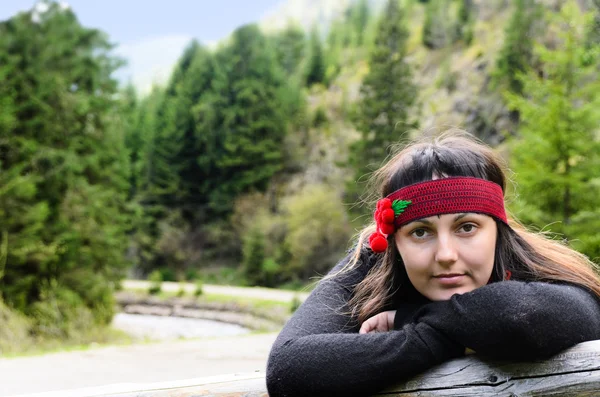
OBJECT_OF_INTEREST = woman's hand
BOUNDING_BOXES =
[359,310,397,334]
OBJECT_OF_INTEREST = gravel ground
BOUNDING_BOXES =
[0,332,278,397]
[0,282,305,396]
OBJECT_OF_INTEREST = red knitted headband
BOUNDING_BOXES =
[369,177,507,253]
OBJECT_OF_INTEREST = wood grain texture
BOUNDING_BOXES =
[379,339,600,396]
[16,340,600,397]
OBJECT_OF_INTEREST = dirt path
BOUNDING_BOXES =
[0,283,307,396]
[0,332,278,397]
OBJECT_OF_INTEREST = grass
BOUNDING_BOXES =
[0,327,137,359]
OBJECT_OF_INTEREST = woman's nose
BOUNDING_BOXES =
[435,234,458,265]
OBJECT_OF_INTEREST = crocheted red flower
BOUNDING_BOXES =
[369,198,411,253]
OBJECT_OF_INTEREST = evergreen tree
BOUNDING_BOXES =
[145,42,204,212]
[242,226,266,286]
[349,0,418,208]
[272,24,306,77]
[121,86,164,272]
[456,0,475,45]
[128,42,217,273]
[197,24,288,216]
[422,0,454,49]
[351,0,371,46]
[506,1,600,260]
[584,0,600,63]
[0,1,131,334]
[493,0,541,94]
[305,27,326,86]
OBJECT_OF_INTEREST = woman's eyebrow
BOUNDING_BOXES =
[453,213,468,222]
[409,213,469,226]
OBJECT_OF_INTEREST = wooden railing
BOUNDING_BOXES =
[14,339,600,397]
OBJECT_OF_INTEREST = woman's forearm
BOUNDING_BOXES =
[266,321,463,397]
[411,281,600,359]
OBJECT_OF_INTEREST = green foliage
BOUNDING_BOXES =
[305,27,327,86]
[492,0,542,94]
[272,24,306,77]
[126,24,300,274]
[0,1,131,334]
[348,0,419,214]
[196,24,290,217]
[28,281,96,338]
[283,184,351,279]
[176,282,186,297]
[351,0,371,46]
[422,0,455,49]
[0,299,33,355]
[148,270,162,295]
[312,105,329,128]
[242,226,267,286]
[456,0,475,45]
[436,56,459,92]
[194,280,204,297]
[506,1,600,261]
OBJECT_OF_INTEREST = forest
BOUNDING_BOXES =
[0,0,599,347]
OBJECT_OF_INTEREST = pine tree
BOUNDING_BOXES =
[242,226,266,286]
[305,27,326,86]
[585,0,600,63]
[351,0,371,46]
[272,24,306,77]
[349,0,418,210]
[422,0,454,49]
[456,0,475,45]
[506,1,600,260]
[493,0,541,94]
[197,24,288,216]
[0,1,131,333]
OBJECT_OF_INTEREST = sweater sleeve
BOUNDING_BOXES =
[266,254,464,397]
[410,280,600,359]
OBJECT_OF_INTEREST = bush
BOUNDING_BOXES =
[28,283,95,339]
[312,105,329,128]
[176,282,186,297]
[283,184,351,279]
[148,270,162,295]
[194,281,204,297]
[242,227,267,286]
[436,58,458,92]
[0,300,33,355]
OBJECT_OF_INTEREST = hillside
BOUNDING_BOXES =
[293,0,514,196]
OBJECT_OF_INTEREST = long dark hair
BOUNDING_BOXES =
[339,130,600,324]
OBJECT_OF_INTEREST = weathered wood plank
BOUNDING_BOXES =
[380,339,600,396]
[12,340,600,397]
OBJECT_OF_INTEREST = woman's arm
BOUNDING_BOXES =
[266,254,463,397]
[410,281,600,359]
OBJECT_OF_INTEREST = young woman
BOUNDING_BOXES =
[266,131,600,397]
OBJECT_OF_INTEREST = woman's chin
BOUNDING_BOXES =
[427,286,476,301]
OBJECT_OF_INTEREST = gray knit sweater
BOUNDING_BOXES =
[266,252,600,397]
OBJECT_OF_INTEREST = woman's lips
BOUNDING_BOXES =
[433,274,465,285]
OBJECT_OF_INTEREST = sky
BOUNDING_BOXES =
[0,0,285,93]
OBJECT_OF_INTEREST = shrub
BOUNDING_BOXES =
[148,270,162,295]
[283,184,351,279]
[176,282,186,297]
[194,281,204,297]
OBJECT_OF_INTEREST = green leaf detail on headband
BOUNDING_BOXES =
[392,199,411,215]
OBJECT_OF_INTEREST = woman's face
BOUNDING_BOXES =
[394,213,497,301]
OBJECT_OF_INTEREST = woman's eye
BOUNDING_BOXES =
[411,228,429,238]
[459,223,476,233]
